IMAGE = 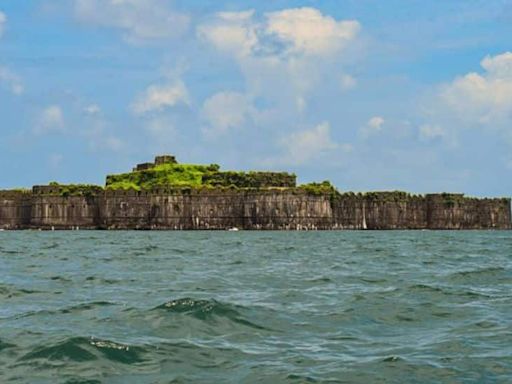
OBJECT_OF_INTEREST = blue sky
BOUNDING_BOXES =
[1,0,511,196]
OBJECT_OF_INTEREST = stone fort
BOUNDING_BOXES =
[0,155,510,230]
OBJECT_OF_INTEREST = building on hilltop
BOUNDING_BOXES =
[155,155,177,165]
[132,155,178,172]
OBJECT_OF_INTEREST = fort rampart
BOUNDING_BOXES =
[0,188,509,230]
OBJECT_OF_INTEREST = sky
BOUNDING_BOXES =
[1,0,511,196]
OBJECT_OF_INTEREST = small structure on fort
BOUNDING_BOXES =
[132,155,178,172]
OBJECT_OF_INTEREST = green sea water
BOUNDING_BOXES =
[0,231,511,383]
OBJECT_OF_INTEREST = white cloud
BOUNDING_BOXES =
[73,0,189,42]
[197,7,362,144]
[34,105,65,135]
[419,124,446,141]
[199,7,360,60]
[266,8,360,56]
[216,10,255,23]
[440,52,512,126]
[197,10,257,58]
[278,122,342,165]
[340,74,357,90]
[84,104,101,115]
[0,11,6,38]
[481,52,512,78]
[419,51,512,148]
[360,116,384,138]
[0,67,24,95]
[132,81,189,115]
[198,7,361,101]
[0,11,24,95]
[202,91,253,136]
[296,96,306,112]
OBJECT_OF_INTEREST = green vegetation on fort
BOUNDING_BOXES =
[438,192,465,206]
[47,182,104,197]
[9,188,31,193]
[203,171,296,188]
[362,191,422,202]
[295,186,426,201]
[105,161,297,190]
[105,163,221,190]
[297,181,338,195]
[294,185,423,201]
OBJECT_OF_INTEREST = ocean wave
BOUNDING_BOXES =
[41,242,59,250]
[60,301,116,314]
[407,284,493,299]
[408,284,444,293]
[382,355,404,363]
[153,298,268,330]
[447,266,508,281]
[0,249,23,254]
[84,276,121,284]
[49,275,72,282]
[2,231,511,383]
[20,336,145,364]
[0,284,41,298]
[12,301,117,320]
[0,339,16,352]
[20,337,97,362]
[64,379,102,384]
[305,277,333,284]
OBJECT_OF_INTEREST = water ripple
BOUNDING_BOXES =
[0,231,511,383]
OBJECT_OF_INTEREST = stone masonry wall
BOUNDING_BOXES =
[30,195,100,229]
[0,189,509,230]
[0,191,32,229]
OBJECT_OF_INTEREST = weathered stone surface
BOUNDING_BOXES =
[0,189,510,230]
[0,191,32,229]
[30,195,100,229]
[154,155,177,165]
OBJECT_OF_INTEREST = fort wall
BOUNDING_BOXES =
[0,191,32,229]
[0,189,509,230]
[30,195,100,229]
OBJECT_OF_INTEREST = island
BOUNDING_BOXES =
[0,155,510,230]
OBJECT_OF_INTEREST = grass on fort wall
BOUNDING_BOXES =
[202,170,296,188]
[47,182,104,197]
[105,163,220,191]
[105,163,297,190]
[297,181,337,195]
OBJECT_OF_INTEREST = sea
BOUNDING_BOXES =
[0,231,511,383]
